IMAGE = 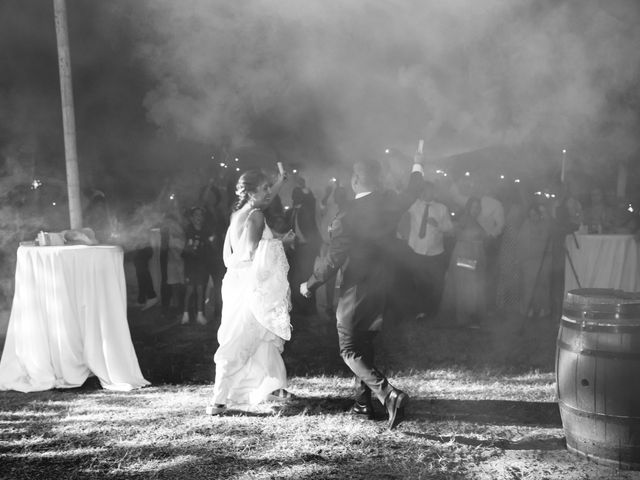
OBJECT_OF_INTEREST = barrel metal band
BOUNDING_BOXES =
[560,316,640,333]
[556,339,640,360]
[559,400,640,423]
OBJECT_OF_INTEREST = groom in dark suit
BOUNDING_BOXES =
[300,154,424,429]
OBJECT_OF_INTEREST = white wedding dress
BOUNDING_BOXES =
[211,211,291,406]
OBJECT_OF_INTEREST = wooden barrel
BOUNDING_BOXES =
[556,288,640,469]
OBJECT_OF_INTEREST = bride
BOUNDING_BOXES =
[207,169,294,415]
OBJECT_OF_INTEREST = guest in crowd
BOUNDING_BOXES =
[476,181,505,315]
[496,182,529,314]
[83,189,113,244]
[181,206,211,325]
[405,180,453,320]
[160,210,186,311]
[286,178,322,320]
[444,196,487,327]
[583,186,614,234]
[199,180,228,319]
[315,180,349,328]
[517,201,553,318]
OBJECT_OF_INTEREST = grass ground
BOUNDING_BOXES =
[1,301,639,479]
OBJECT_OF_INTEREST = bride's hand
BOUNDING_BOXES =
[281,230,296,246]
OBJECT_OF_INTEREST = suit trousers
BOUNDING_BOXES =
[337,285,393,405]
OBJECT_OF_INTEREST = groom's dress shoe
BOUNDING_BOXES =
[351,401,374,419]
[385,389,409,430]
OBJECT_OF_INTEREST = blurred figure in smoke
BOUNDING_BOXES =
[300,154,424,430]
[181,206,210,325]
[476,182,505,312]
[199,179,229,319]
[583,186,614,234]
[442,196,487,328]
[549,177,583,317]
[127,201,161,312]
[286,177,321,324]
[315,179,349,331]
[517,200,553,318]
[405,180,453,320]
[83,189,113,244]
[496,181,530,314]
[159,209,185,311]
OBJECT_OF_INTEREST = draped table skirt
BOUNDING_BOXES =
[0,245,149,392]
[564,234,640,295]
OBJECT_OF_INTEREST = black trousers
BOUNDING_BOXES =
[133,246,157,303]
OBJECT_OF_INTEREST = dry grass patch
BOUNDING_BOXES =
[2,370,639,479]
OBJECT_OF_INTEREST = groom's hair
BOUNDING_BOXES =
[353,160,382,191]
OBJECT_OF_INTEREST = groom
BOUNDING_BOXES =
[300,153,424,429]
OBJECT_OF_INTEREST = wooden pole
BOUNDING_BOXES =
[53,0,82,229]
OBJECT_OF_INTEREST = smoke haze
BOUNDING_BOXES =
[130,0,640,172]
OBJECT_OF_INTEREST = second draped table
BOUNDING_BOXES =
[564,234,640,294]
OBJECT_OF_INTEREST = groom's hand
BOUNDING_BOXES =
[300,282,311,298]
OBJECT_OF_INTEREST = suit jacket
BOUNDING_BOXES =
[307,170,423,331]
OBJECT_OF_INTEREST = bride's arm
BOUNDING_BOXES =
[269,171,288,201]
[245,209,266,258]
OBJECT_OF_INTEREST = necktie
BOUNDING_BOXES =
[419,203,430,238]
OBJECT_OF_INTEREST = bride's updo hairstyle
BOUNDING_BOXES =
[234,169,269,211]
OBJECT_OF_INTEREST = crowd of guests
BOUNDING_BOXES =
[83,165,639,331]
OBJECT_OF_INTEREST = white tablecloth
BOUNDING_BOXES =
[0,245,150,392]
[564,234,640,294]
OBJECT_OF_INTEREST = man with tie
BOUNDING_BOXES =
[300,154,424,429]
[406,180,453,320]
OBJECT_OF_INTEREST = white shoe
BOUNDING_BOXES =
[141,297,159,311]
[181,312,189,325]
[205,404,226,415]
[196,312,208,325]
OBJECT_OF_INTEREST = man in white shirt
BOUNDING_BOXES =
[406,180,453,319]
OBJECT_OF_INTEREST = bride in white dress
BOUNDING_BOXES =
[207,170,294,415]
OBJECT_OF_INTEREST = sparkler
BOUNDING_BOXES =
[561,148,567,183]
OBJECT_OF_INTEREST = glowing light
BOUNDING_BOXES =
[551,194,556,198]
[500,175,505,180]
[436,169,443,174]
[464,172,470,177]
[629,204,634,213]
[52,202,56,206]
[331,177,337,182]
[443,173,447,177]
[293,169,298,174]
[562,149,567,154]
[385,148,390,154]
[219,162,225,167]
[451,212,455,216]
[235,167,240,172]
[235,158,239,162]
[514,179,521,183]
[169,194,175,200]
[535,191,542,196]
[284,205,291,210]
[31,179,42,190]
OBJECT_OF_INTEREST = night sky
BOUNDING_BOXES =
[1,0,640,204]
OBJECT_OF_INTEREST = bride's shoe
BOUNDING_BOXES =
[205,403,226,415]
[266,389,295,403]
